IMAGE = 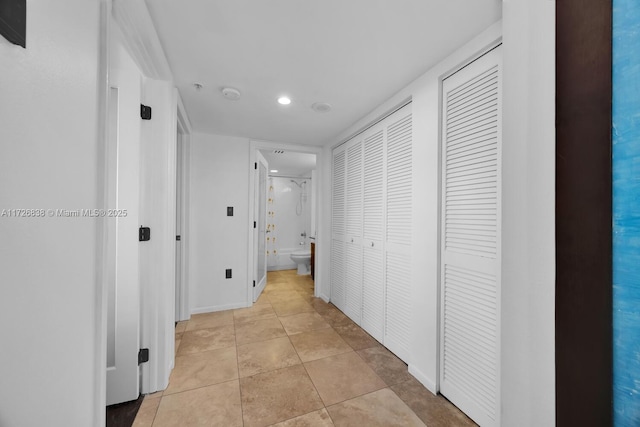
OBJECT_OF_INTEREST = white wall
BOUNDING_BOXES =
[320,4,556,423]
[501,0,555,424]
[0,1,103,426]
[189,133,251,313]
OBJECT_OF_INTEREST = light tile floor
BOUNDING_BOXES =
[133,270,477,427]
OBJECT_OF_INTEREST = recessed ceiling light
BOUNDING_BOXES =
[221,87,241,101]
[277,96,291,105]
[270,169,278,173]
[312,102,332,113]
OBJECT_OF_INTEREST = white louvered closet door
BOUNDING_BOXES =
[440,46,502,427]
[362,128,385,342]
[384,104,413,362]
[344,138,363,324]
[331,145,346,312]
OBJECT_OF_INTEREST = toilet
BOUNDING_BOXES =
[290,249,311,275]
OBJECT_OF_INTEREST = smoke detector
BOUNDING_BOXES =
[312,102,332,113]
[221,87,241,101]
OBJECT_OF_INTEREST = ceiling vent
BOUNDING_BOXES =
[273,150,285,154]
[312,102,332,113]
[221,87,241,101]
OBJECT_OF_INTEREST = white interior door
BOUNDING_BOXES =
[440,45,502,427]
[345,138,363,324]
[106,40,142,406]
[383,106,413,363]
[253,151,268,301]
[362,128,385,342]
[175,130,183,321]
[331,145,347,311]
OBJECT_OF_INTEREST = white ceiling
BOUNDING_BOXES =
[260,150,316,177]
[146,0,501,146]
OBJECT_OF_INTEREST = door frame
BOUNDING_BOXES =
[247,140,324,306]
[175,95,192,321]
[253,150,269,301]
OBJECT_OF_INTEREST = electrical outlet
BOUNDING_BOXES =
[225,269,232,279]
[227,207,233,216]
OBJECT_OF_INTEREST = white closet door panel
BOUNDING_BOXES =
[362,246,384,342]
[386,112,412,246]
[344,241,363,324]
[332,149,346,238]
[331,238,346,312]
[384,251,411,362]
[440,46,501,427]
[346,140,363,239]
[364,129,384,242]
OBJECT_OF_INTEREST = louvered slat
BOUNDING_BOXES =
[387,113,412,246]
[385,252,411,360]
[445,65,498,259]
[332,150,346,235]
[442,264,497,419]
[346,142,362,237]
[345,241,362,324]
[364,130,384,241]
[331,239,345,311]
[362,247,384,342]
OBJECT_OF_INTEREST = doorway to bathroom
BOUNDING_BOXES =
[248,141,322,305]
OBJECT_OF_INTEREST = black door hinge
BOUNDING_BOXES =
[176,235,181,241]
[254,221,256,228]
[140,104,152,120]
[138,348,149,365]
[139,226,151,241]
[254,162,257,169]
[253,280,256,288]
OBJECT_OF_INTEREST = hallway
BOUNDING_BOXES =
[132,270,475,426]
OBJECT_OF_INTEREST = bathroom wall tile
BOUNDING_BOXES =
[390,377,477,427]
[165,346,238,395]
[356,346,413,386]
[153,380,243,427]
[289,328,352,362]
[235,316,287,346]
[185,311,234,331]
[304,351,386,406]
[240,365,323,427]
[237,336,301,378]
[279,311,331,335]
[326,388,426,427]
[176,324,236,356]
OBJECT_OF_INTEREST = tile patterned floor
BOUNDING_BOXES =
[133,269,477,427]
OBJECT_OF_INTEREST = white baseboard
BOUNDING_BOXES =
[408,365,438,395]
[191,302,248,315]
[319,293,330,303]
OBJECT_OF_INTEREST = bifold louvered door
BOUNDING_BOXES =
[331,145,346,312]
[362,128,385,342]
[344,138,364,324]
[384,106,413,362]
[331,103,413,363]
[440,46,502,427]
